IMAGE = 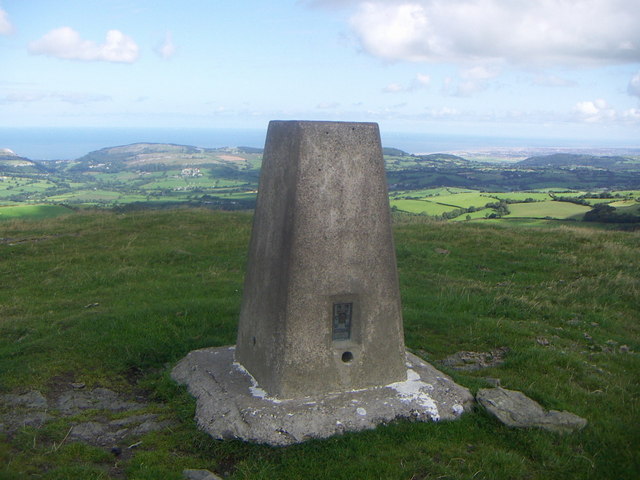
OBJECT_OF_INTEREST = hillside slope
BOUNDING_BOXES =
[518,153,638,170]
[67,143,261,172]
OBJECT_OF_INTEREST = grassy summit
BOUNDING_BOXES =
[0,209,638,479]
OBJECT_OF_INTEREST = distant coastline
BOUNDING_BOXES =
[1,126,638,161]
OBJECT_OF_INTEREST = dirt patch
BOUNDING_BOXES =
[0,233,79,245]
[217,154,245,162]
[440,347,510,371]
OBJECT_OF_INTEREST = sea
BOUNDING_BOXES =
[0,126,636,161]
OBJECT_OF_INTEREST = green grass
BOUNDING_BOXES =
[391,199,459,215]
[426,192,492,208]
[0,204,75,221]
[508,201,592,219]
[487,192,551,202]
[450,207,494,221]
[0,209,639,479]
[390,187,454,198]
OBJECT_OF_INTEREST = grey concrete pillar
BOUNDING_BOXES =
[235,121,406,399]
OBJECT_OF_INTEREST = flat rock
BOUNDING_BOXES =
[440,348,509,371]
[0,411,54,434]
[476,387,587,433]
[70,422,116,445]
[172,346,474,446]
[183,469,223,480]
[1,390,48,409]
[57,388,142,414]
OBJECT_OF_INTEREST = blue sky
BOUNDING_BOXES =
[1,0,640,145]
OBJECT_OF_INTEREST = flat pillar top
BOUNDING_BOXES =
[269,120,378,126]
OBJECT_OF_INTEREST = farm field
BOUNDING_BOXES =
[1,140,639,225]
[0,204,75,220]
[391,188,639,222]
[451,208,494,221]
[424,192,491,208]
[508,201,592,219]
[390,198,458,215]
[3,185,638,225]
[486,192,551,202]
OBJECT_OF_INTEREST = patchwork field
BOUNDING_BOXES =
[389,188,640,223]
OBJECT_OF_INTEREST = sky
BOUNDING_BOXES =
[1,0,640,145]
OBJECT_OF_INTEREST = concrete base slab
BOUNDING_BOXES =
[171,346,474,446]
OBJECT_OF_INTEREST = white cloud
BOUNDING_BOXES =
[4,91,111,104]
[155,32,176,59]
[425,106,460,118]
[442,66,499,97]
[628,72,640,98]
[0,7,14,35]
[348,0,640,66]
[383,83,404,93]
[574,99,617,123]
[461,65,498,80]
[383,73,431,93]
[28,27,139,63]
[414,73,431,87]
[621,108,640,121]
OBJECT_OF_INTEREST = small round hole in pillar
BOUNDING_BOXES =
[341,351,354,363]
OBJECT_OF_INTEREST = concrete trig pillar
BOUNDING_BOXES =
[235,120,407,398]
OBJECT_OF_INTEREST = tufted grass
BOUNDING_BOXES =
[0,209,638,479]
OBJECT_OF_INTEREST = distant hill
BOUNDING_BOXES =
[0,149,48,174]
[382,147,411,156]
[237,146,264,154]
[417,153,467,163]
[518,153,637,170]
[67,143,260,173]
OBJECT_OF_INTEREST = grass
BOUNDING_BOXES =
[487,192,551,202]
[424,192,492,208]
[507,201,592,219]
[1,209,639,479]
[0,204,75,221]
[391,199,459,215]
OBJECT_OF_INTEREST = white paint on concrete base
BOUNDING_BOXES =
[232,361,282,404]
[388,369,440,421]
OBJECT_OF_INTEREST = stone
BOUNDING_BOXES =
[171,346,474,446]
[476,387,587,433]
[484,377,501,387]
[0,386,175,450]
[130,419,171,436]
[235,120,406,399]
[69,422,114,445]
[1,412,53,433]
[57,388,142,414]
[1,390,48,409]
[109,413,158,427]
[440,348,509,371]
[183,469,223,480]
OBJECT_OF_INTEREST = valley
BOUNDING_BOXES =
[1,142,639,226]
